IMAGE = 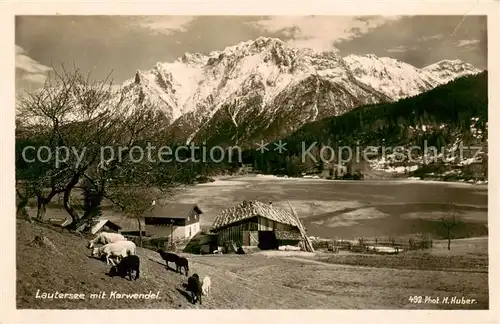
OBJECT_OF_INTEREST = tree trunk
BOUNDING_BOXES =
[447,228,452,250]
[35,189,60,221]
[36,196,47,220]
[137,217,143,248]
[64,172,82,229]
[17,196,32,223]
[16,192,29,216]
[170,223,174,251]
[82,189,104,222]
[63,190,78,229]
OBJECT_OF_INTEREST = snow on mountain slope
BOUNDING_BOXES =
[423,59,482,84]
[343,54,442,99]
[116,58,206,120]
[111,37,482,145]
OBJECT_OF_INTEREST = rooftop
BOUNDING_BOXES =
[90,219,122,235]
[144,203,203,219]
[211,200,299,231]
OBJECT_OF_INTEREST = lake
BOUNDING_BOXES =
[175,175,488,239]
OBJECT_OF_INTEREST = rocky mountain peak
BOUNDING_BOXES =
[134,70,141,84]
[112,37,482,146]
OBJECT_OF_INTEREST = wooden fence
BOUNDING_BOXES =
[314,236,433,254]
[355,237,433,250]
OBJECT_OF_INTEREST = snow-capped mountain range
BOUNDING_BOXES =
[112,36,481,146]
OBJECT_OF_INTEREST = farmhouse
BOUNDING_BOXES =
[210,200,307,250]
[144,203,202,240]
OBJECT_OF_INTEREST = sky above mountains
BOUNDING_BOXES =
[15,15,487,94]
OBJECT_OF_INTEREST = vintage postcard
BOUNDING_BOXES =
[2,1,499,323]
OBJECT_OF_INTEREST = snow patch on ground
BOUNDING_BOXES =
[195,180,250,187]
[312,207,389,228]
[271,200,365,218]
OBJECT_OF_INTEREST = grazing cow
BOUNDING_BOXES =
[157,249,179,270]
[201,276,211,296]
[175,256,189,276]
[109,254,140,281]
[91,241,136,265]
[187,273,202,305]
[88,232,126,249]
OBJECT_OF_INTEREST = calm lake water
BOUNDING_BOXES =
[176,176,488,240]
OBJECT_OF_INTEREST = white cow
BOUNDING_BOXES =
[91,241,136,265]
[88,232,126,249]
[202,276,211,296]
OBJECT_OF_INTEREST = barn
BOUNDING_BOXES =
[210,200,310,251]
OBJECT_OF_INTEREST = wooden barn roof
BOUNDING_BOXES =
[144,203,203,219]
[211,200,299,231]
[90,219,122,235]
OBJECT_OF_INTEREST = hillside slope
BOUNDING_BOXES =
[17,219,488,309]
[16,218,334,309]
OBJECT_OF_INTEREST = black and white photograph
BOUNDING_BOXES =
[5,6,498,320]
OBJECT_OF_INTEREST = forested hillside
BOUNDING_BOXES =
[247,72,488,181]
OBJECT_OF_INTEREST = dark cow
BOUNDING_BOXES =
[175,256,189,276]
[187,273,202,305]
[108,254,140,281]
[158,249,179,270]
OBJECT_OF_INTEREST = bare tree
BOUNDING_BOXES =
[16,64,124,225]
[439,203,464,250]
[16,64,199,234]
[16,67,80,220]
[77,103,176,229]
